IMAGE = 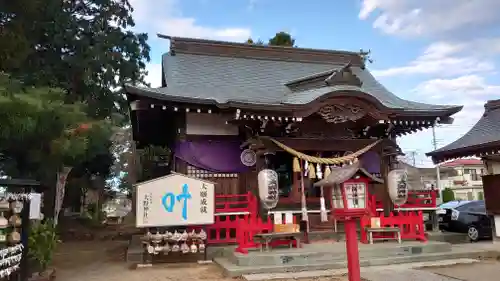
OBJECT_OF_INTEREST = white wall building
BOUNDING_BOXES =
[438,159,485,200]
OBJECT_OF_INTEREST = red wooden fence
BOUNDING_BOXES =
[188,192,258,245]
[370,190,437,211]
[360,211,427,243]
[189,189,435,246]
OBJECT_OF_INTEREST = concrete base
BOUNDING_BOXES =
[126,235,144,264]
[426,231,469,244]
[230,241,451,267]
[126,231,342,264]
[215,241,499,277]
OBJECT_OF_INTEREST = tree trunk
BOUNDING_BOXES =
[130,141,139,217]
[41,173,57,220]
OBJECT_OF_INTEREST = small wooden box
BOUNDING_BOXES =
[274,223,299,233]
[370,217,381,228]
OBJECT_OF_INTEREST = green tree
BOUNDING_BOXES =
[0,0,150,118]
[477,191,484,200]
[246,37,265,45]
[268,32,295,47]
[0,0,150,217]
[442,188,456,203]
[245,32,296,47]
[0,74,113,179]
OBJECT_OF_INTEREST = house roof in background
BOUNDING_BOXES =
[125,36,462,118]
[440,159,483,167]
[427,100,500,163]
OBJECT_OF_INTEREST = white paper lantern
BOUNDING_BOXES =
[257,169,279,209]
[387,169,409,205]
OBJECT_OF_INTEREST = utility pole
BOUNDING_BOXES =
[432,125,442,203]
[408,151,417,166]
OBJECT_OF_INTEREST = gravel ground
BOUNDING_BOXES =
[53,241,349,281]
[52,241,499,281]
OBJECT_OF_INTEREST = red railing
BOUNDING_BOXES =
[189,189,436,246]
[189,192,257,245]
[215,193,256,213]
[360,211,427,243]
[234,215,300,254]
[370,190,437,211]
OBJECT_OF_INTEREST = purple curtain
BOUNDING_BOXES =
[174,140,251,173]
[360,151,381,174]
[175,139,380,174]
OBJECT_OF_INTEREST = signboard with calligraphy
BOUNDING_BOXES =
[135,172,215,228]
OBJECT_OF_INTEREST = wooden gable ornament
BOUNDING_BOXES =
[324,62,363,87]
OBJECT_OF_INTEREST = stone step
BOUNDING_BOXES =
[307,230,341,241]
[230,242,452,267]
[426,231,468,244]
[215,247,499,277]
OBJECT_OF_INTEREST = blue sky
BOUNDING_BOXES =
[129,0,500,167]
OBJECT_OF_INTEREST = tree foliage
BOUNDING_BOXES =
[0,73,114,179]
[0,0,151,118]
[442,188,455,203]
[245,38,264,46]
[0,0,151,193]
[268,32,295,47]
[246,32,296,47]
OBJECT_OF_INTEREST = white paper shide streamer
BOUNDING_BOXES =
[257,169,279,210]
[387,169,409,206]
[0,244,23,278]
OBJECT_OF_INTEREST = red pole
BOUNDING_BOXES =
[344,218,361,281]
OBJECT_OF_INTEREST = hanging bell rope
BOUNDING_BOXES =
[259,136,381,164]
[308,163,316,179]
[324,166,331,178]
[292,157,301,172]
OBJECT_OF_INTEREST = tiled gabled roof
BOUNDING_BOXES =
[427,100,500,162]
[125,36,462,117]
[440,159,483,167]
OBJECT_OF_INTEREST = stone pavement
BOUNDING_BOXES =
[361,268,460,281]
[425,260,500,281]
[243,258,478,281]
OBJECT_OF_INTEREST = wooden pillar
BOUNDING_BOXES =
[291,172,301,201]
[381,139,395,216]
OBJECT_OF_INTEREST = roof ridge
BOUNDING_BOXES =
[485,99,500,112]
[158,34,361,55]
[158,34,365,66]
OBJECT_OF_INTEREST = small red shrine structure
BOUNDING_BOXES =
[330,176,370,281]
[126,36,458,247]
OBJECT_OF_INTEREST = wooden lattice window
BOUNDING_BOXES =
[186,165,238,178]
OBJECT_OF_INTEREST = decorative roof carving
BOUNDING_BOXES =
[324,63,362,87]
[284,63,362,91]
[318,103,366,124]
